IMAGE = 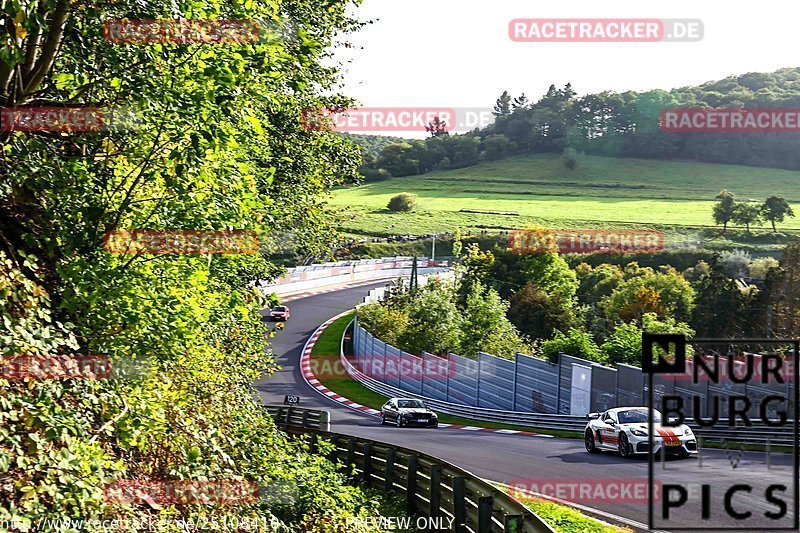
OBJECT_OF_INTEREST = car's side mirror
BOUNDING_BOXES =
[606,419,616,426]
[587,412,600,420]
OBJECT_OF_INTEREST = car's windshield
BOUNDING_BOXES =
[617,409,661,424]
[273,306,286,311]
[397,399,425,409]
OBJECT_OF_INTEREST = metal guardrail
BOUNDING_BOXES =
[262,405,331,431]
[340,323,798,445]
[264,406,555,533]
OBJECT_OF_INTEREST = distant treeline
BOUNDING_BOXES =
[354,67,800,180]
[341,133,410,159]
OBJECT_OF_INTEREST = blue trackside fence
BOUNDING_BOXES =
[352,317,794,419]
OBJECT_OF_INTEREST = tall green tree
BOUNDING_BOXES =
[600,314,694,366]
[690,258,754,337]
[493,90,512,117]
[376,142,419,176]
[457,243,495,303]
[765,243,800,337]
[604,267,695,323]
[0,0,384,527]
[712,190,736,235]
[458,283,526,359]
[489,246,578,303]
[356,302,410,347]
[507,281,577,341]
[732,201,763,234]
[483,133,511,160]
[399,281,461,355]
[762,195,795,233]
[539,328,602,363]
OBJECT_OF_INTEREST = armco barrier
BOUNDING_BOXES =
[343,322,798,445]
[263,405,556,533]
[262,405,331,432]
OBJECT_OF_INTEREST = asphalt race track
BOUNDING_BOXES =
[254,283,797,532]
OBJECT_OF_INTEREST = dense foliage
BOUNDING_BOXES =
[358,278,530,360]
[358,235,797,368]
[359,68,800,180]
[0,0,396,530]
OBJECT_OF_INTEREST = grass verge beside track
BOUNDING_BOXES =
[492,486,630,533]
[308,313,582,439]
[522,499,628,533]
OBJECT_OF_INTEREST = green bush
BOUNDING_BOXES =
[600,313,694,366]
[387,193,419,212]
[562,147,578,170]
[356,303,410,347]
[0,252,385,530]
[459,283,528,359]
[539,328,602,363]
[399,281,461,355]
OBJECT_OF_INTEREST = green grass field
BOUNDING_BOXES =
[329,154,800,238]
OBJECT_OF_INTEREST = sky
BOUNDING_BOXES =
[335,0,798,117]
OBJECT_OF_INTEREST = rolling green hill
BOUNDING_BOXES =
[329,153,800,237]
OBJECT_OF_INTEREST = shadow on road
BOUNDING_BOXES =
[552,451,694,465]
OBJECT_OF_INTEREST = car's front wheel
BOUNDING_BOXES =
[618,433,634,458]
[585,430,599,453]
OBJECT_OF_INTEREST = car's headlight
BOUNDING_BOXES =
[631,428,648,437]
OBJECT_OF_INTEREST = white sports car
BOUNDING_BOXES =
[584,407,698,458]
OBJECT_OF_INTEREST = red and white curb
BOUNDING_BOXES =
[300,312,552,438]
